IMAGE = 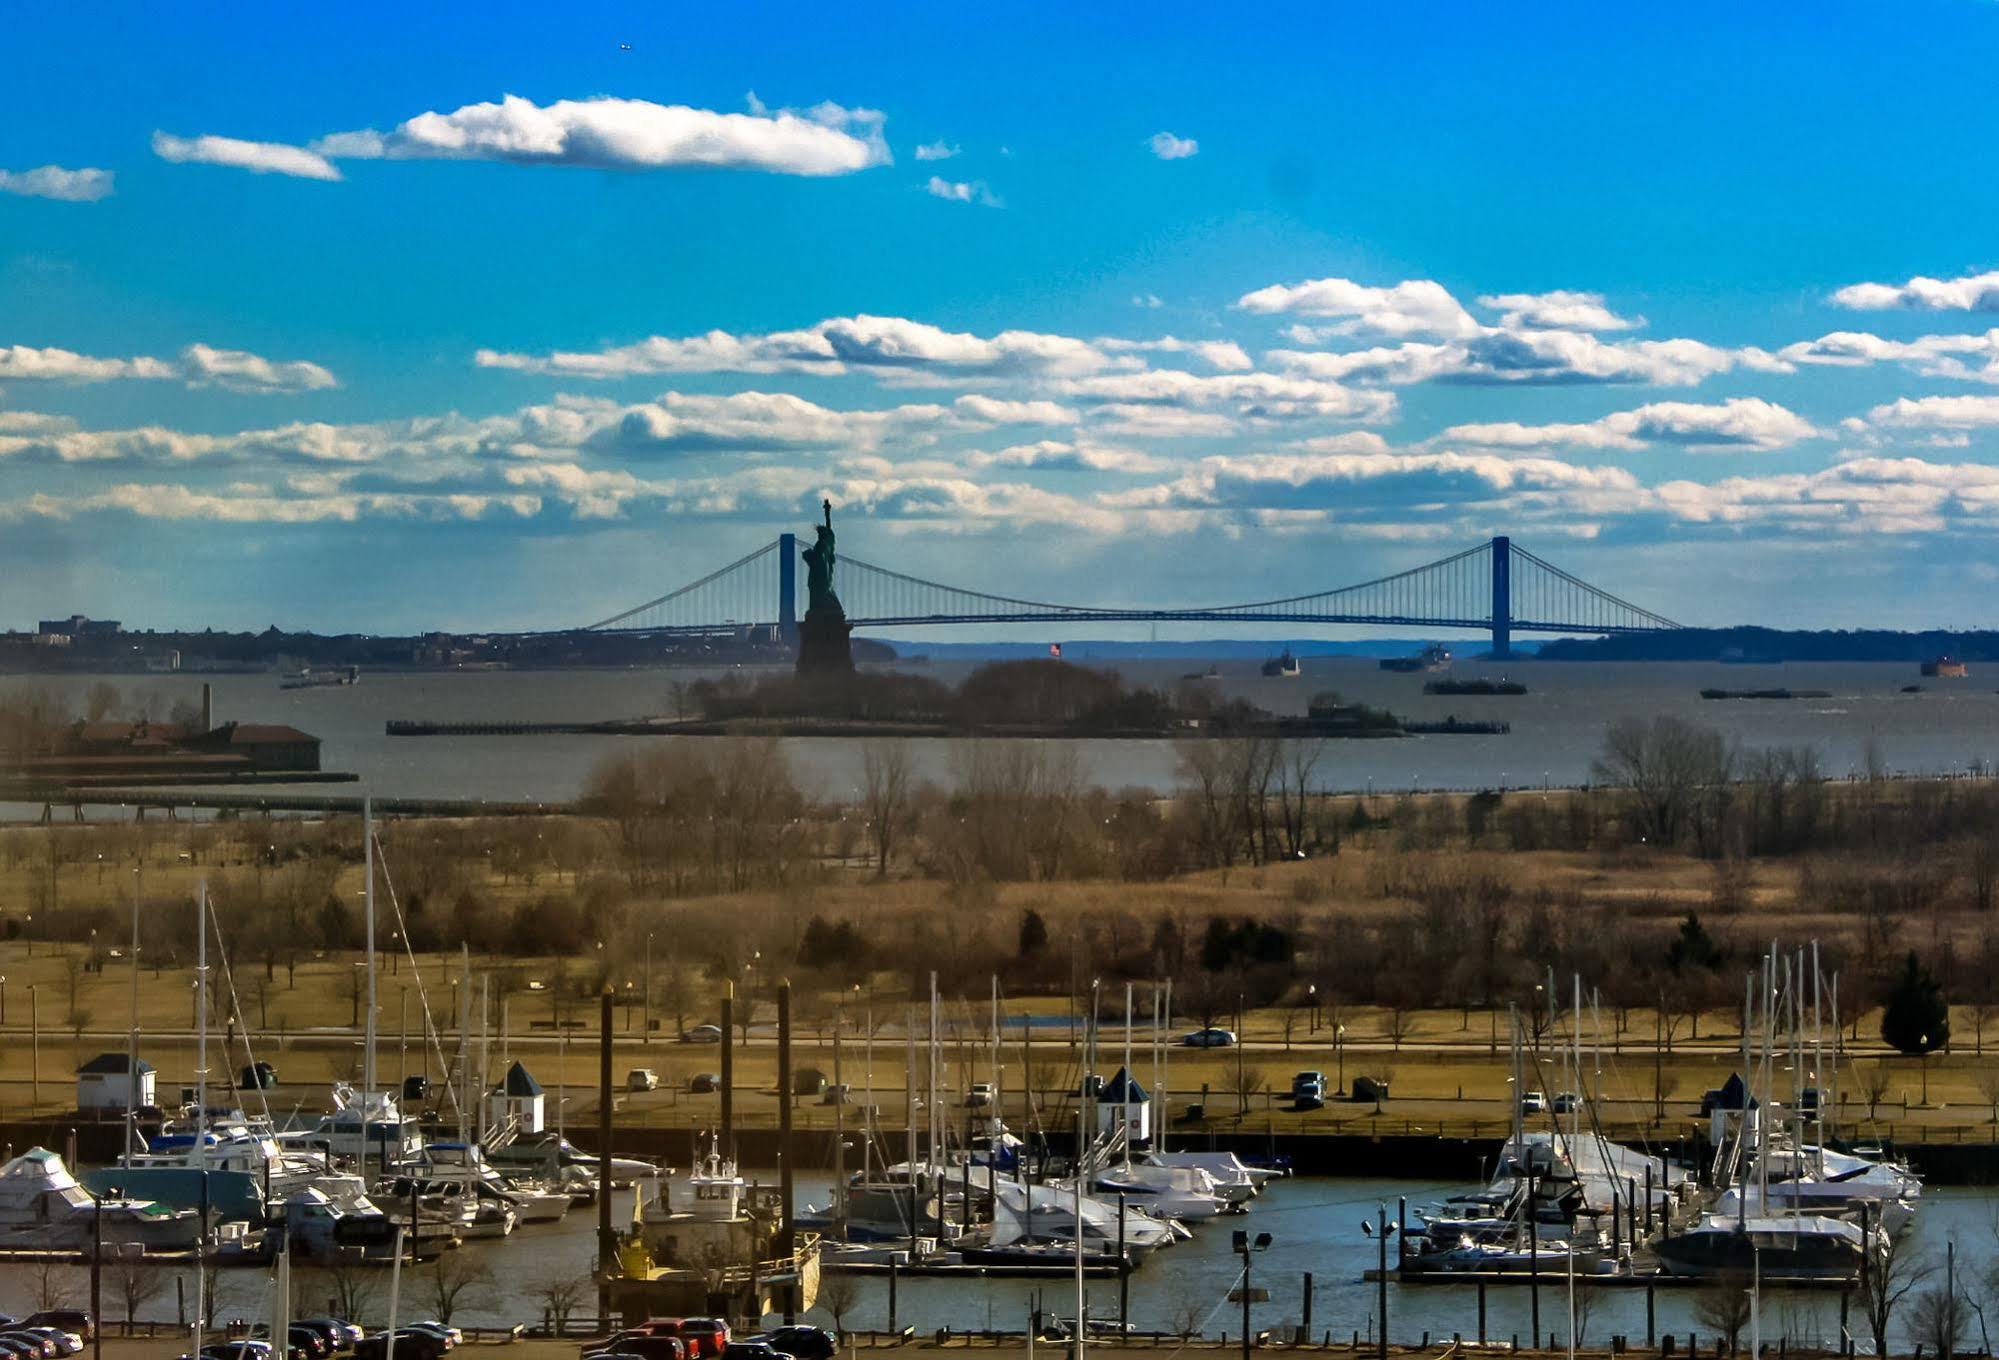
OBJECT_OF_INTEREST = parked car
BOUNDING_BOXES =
[1180,1027,1238,1049]
[20,1321,90,1348]
[683,1025,724,1044]
[241,1061,278,1089]
[353,1335,441,1360]
[759,1329,837,1360]
[23,1332,83,1358]
[1518,1090,1547,1114]
[401,1075,431,1102]
[0,1342,46,1360]
[963,1082,994,1108]
[1551,1091,1579,1115]
[724,1344,780,1360]
[688,1073,720,1094]
[402,1323,461,1350]
[1,1335,58,1360]
[1290,1071,1326,1099]
[290,1322,350,1354]
[251,1325,330,1358]
[626,1068,660,1092]
[583,1342,683,1360]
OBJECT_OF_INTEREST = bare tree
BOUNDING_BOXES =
[1383,1006,1415,1052]
[1978,1068,1999,1124]
[297,1262,380,1324]
[423,1253,495,1325]
[1861,1232,1930,1360]
[1694,1281,1751,1355]
[532,1272,591,1334]
[114,1257,168,1328]
[30,1260,79,1311]
[1230,1063,1267,1122]
[860,739,916,877]
[1858,1063,1893,1120]
[1910,1279,1969,1360]
[815,1269,861,1338]
[1592,715,1732,848]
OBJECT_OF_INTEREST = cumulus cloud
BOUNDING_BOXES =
[318,94,888,176]
[1442,398,1818,453]
[914,140,960,161]
[1148,131,1198,160]
[1864,394,1999,430]
[1478,290,1640,332]
[1832,269,1999,312]
[970,440,1170,474]
[0,165,114,202]
[1780,329,1999,384]
[1272,330,1789,388]
[0,343,334,393]
[1098,336,1253,370]
[1054,369,1398,424]
[477,314,1131,382]
[1236,277,1481,339]
[152,132,341,181]
[2,483,541,525]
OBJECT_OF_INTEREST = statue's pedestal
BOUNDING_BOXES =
[795,604,854,674]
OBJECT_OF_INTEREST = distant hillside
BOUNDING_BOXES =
[1538,627,1997,662]
[863,637,1538,661]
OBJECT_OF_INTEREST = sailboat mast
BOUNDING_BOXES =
[125,864,141,1160]
[364,798,377,1108]
[194,880,208,1165]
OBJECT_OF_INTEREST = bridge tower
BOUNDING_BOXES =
[1490,535,1511,660]
[778,533,798,643]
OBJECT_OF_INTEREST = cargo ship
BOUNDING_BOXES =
[1920,657,1968,678]
[1379,643,1452,674]
[1261,649,1302,678]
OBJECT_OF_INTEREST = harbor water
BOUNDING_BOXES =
[5,1175,1994,1350]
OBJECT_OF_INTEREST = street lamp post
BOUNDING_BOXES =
[644,931,654,1047]
[1365,1206,1398,1360]
[1336,1025,1346,1097]
[1233,1230,1272,1360]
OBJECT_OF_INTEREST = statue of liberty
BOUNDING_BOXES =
[800,499,840,613]
[795,498,853,674]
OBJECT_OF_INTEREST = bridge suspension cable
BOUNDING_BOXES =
[580,533,1682,644]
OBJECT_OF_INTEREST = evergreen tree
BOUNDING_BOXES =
[1881,951,1949,1055]
[1017,908,1048,959]
[1665,912,1723,974]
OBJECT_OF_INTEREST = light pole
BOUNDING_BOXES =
[643,931,654,1047]
[1336,1025,1346,1097]
[1364,1207,1398,1360]
[1233,1229,1272,1360]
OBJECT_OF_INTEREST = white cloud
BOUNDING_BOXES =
[949,395,1078,425]
[178,344,337,393]
[1148,131,1199,160]
[1133,294,1164,309]
[1779,329,1999,384]
[971,440,1170,474]
[1236,277,1481,339]
[914,141,960,161]
[925,175,999,206]
[320,94,888,176]
[1271,329,1789,388]
[1055,369,1397,424]
[478,314,1129,382]
[2,483,541,525]
[1478,290,1640,332]
[1098,336,1253,370]
[1864,394,1999,430]
[1442,398,1818,453]
[0,343,334,393]
[1832,269,1999,312]
[0,165,114,202]
[152,132,341,181]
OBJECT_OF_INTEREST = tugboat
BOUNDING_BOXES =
[1261,649,1303,678]
[1921,657,1969,678]
[607,1139,819,1327]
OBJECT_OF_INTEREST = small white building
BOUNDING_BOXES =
[1096,1065,1151,1145]
[76,1053,155,1113]
[485,1061,546,1134]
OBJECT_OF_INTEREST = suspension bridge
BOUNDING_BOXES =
[572,534,1678,658]
[571,532,1679,660]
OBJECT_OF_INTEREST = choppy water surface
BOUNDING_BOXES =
[9,659,1999,805]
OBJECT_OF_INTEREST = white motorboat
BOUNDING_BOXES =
[989,1180,1178,1254]
[0,1148,202,1253]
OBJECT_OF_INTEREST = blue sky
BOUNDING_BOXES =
[5,1,1999,634]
